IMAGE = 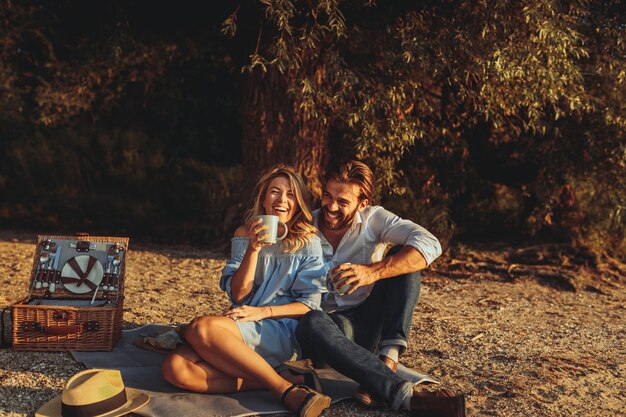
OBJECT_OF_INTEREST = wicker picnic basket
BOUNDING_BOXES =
[12,234,128,351]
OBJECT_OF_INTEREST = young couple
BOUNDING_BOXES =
[161,161,465,417]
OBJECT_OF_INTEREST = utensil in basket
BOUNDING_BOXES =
[42,253,52,288]
[104,252,115,291]
[111,254,122,290]
[49,247,61,293]
[90,282,100,304]
[34,253,49,289]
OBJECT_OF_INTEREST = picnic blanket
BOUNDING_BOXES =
[71,325,438,417]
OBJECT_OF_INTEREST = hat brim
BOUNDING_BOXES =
[36,388,149,417]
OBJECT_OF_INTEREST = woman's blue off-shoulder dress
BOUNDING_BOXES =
[220,236,327,368]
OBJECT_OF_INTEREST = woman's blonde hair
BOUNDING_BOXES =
[245,164,317,253]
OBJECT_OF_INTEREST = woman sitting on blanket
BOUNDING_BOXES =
[162,164,331,417]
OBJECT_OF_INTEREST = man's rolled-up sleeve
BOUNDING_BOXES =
[372,207,442,266]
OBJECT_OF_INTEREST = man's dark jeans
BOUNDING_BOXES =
[296,248,421,408]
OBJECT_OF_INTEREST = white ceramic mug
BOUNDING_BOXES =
[330,263,352,296]
[255,215,288,244]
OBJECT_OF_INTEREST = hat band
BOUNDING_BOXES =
[61,389,127,417]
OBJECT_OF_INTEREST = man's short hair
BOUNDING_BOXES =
[326,160,374,202]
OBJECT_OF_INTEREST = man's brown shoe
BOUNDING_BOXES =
[410,389,466,417]
[352,355,398,408]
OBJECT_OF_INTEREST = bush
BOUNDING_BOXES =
[0,126,243,244]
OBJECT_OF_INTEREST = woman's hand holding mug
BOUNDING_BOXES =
[247,217,272,252]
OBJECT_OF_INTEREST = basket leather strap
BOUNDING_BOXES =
[0,305,12,348]
[23,320,99,334]
[44,325,82,335]
[61,256,98,290]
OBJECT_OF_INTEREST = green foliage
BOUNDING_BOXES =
[524,116,626,255]
[380,162,457,249]
[1,1,624,254]
[228,0,626,253]
[0,2,243,242]
[0,125,243,241]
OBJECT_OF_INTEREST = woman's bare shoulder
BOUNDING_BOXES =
[234,225,248,237]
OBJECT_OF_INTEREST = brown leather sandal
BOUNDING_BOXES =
[279,359,323,392]
[281,384,331,417]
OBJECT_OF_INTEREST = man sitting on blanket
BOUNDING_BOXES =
[290,160,465,416]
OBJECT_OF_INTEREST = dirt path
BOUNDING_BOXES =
[0,232,624,417]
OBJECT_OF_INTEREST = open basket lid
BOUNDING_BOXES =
[29,234,130,300]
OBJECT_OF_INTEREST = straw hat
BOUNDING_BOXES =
[36,369,149,417]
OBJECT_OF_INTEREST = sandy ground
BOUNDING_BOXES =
[0,231,624,417]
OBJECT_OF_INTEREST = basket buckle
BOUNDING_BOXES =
[52,310,73,321]
[83,321,99,332]
[23,321,42,332]
[75,241,91,252]
[40,239,56,251]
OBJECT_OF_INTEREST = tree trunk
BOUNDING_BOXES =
[241,67,329,200]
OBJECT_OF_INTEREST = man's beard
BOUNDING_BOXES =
[321,206,358,231]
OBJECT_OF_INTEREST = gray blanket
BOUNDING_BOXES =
[72,325,438,417]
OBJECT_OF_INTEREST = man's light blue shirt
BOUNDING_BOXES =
[313,205,442,312]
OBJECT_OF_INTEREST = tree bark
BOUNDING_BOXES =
[241,67,329,200]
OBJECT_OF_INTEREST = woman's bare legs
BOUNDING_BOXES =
[162,344,265,392]
[161,315,314,412]
[162,344,305,392]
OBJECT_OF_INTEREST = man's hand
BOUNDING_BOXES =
[331,263,377,295]
[223,305,271,322]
